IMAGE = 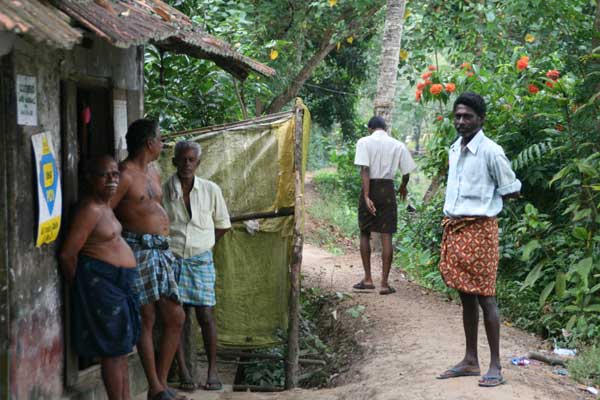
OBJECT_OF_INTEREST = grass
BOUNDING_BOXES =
[567,345,600,387]
[305,169,359,253]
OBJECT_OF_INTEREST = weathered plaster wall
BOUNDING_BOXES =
[6,36,142,399]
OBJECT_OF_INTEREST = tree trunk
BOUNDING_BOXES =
[266,36,337,114]
[373,0,407,128]
[266,5,384,114]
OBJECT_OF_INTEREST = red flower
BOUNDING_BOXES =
[430,84,443,95]
[546,69,560,81]
[460,62,472,70]
[436,115,443,121]
[416,81,426,90]
[415,89,422,102]
[516,56,529,71]
[546,80,554,89]
[428,65,437,71]
[424,79,432,85]
[445,83,456,93]
[466,72,474,77]
[421,71,433,79]
[528,84,539,94]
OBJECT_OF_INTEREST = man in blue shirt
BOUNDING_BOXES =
[437,92,521,387]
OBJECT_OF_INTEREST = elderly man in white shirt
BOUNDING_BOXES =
[436,92,520,388]
[162,141,231,392]
[353,116,416,295]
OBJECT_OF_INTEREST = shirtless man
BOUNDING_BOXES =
[111,119,185,400]
[59,155,139,400]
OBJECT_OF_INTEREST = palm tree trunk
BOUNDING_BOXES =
[373,0,406,128]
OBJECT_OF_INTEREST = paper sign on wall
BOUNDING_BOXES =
[31,132,62,246]
[113,99,128,160]
[17,75,37,126]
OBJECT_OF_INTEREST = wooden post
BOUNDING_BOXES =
[285,103,305,389]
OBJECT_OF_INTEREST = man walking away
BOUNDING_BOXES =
[353,116,416,295]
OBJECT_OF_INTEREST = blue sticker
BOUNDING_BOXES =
[39,152,58,214]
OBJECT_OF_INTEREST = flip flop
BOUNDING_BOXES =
[437,367,481,379]
[148,391,171,400]
[204,381,223,391]
[353,281,375,290]
[379,287,396,295]
[478,375,506,387]
[166,388,189,400]
[178,381,197,392]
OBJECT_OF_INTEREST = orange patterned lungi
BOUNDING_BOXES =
[439,217,499,296]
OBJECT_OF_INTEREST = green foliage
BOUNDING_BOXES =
[309,169,359,240]
[239,286,340,388]
[567,345,600,387]
[146,0,385,133]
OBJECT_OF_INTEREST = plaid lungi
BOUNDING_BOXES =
[358,179,397,233]
[173,251,216,307]
[438,217,499,296]
[122,231,180,306]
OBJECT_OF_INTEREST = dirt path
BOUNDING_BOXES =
[167,178,592,400]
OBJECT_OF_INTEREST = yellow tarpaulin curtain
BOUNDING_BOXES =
[159,100,311,347]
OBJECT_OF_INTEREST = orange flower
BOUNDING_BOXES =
[445,82,456,93]
[421,71,433,79]
[428,65,437,71]
[555,124,565,132]
[436,115,443,121]
[424,79,432,85]
[546,69,560,81]
[416,81,426,90]
[460,62,472,70]
[429,84,443,95]
[516,56,529,71]
[546,80,554,89]
[466,72,474,77]
[528,84,539,94]
[415,89,422,102]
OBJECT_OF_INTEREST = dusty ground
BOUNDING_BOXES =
[158,178,594,400]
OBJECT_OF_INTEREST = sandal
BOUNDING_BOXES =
[478,375,506,387]
[178,381,197,392]
[353,281,375,290]
[437,367,481,379]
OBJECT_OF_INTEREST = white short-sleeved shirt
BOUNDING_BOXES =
[443,130,522,217]
[354,129,417,179]
[162,175,231,258]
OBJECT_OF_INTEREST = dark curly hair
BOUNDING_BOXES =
[453,92,486,117]
[125,118,159,156]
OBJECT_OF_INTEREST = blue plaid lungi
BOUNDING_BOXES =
[72,255,140,357]
[122,231,180,306]
[173,251,216,307]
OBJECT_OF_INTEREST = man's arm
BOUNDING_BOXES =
[58,204,101,284]
[212,184,232,243]
[215,228,230,243]
[502,192,520,200]
[398,174,410,201]
[361,166,376,215]
[109,165,132,209]
[489,152,522,201]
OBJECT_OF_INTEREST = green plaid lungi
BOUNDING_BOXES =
[122,231,180,306]
[173,251,216,307]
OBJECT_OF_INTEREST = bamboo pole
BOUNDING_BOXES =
[200,350,326,365]
[229,207,294,223]
[285,102,305,389]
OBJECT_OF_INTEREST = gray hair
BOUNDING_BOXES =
[174,140,201,159]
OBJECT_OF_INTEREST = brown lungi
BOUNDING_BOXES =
[358,179,397,234]
[439,217,499,296]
